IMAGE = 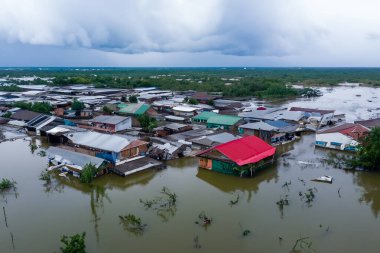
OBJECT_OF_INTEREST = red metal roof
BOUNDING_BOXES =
[318,123,370,140]
[198,135,276,166]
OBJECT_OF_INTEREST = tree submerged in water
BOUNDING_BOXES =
[195,211,212,227]
[80,163,98,184]
[60,232,86,253]
[0,178,17,192]
[119,214,147,236]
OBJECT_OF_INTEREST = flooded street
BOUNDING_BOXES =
[0,86,380,253]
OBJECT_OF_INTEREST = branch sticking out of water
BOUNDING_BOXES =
[229,194,240,206]
[290,236,313,253]
[195,211,212,227]
[119,214,147,236]
[193,235,202,249]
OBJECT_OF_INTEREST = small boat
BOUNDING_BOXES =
[312,175,333,183]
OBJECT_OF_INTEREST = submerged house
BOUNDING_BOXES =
[63,131,148,162]
[190,132,241,149]
[47,146,109,176]
[112,156,165,177]
[197,135,276,177]
[289,107,334,127]
[315,123,370,151]
[238,120,299,144]
[148,137,191,160]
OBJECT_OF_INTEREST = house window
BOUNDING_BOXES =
[315,141,327,147]
[330,142,342,147]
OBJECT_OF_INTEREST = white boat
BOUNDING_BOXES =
[312,175,333,183]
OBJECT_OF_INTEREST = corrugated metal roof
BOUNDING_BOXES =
[193,111,218,121]
[239,121,278,131]
[207,115,241,126]
[47,146,106,169]
[91,115,129,125]
[119,103,150,115]
[197,135,276,166]
[65,131,131,152]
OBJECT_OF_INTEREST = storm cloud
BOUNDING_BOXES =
[0,0,380,66]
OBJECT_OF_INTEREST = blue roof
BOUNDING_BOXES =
[265,120,291,128]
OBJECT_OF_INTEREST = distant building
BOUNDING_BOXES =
[79,115,132,133]
[354,118,380,129]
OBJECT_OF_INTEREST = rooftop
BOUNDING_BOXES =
[91,115,130,125]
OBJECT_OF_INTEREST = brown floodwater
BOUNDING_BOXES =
[1,86,380,253]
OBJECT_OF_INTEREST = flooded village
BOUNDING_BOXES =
[1,77,380,252]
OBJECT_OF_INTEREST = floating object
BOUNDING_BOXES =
[298,161,317,165]
[312,175,333,183]
[59,172,68,178]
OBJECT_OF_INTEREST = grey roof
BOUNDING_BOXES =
[163,123,189,131]
[65,131,131,153]
[113,156,164,176]
[191,132,241,147]
[264,110,305,122]
[47,146,106,169]
[207,132,241,143]
[239,121,279,131]
[238,108,279,120]
[91,115,129,125]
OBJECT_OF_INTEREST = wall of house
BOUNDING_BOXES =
[115,117,132,132]
[315,132,358,151]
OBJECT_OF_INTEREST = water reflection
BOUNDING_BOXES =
[196,166,278,203]
[355,171,380,217]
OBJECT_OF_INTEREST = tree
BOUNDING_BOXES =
[72,99,85,111]
[2,111,11,118]
[80,163,98,184]
[60,232,86,253]
[207,100,215,106]
[129,95,138,103]
[71,99,85,116]
[188,98,199,105]
[121,96,127,102]
[138,114,157,133]
[102,106,113,115]
[353,127,380,170]
[31,102,52,114]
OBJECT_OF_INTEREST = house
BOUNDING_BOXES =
[315,123,370,151]
[354,118,380,129]
[172,106,199,117]
[196,135,276,177]
[63,131,148,162]
[289,107,335,127]
[79,115,132,133]
[112,156,165,177]
[193,111,218,124]
[154,123,193,137]
[190,92,222,104]
[118,103,156,126]
[193,110,242,130]
[206,114,243,131]
[238,120,299,144]
[118,103,152,116]
[147,137,192,160]
[10,109,40,122]
[190,132,241,149]
[26,114,57,136]
[47,146,109,176]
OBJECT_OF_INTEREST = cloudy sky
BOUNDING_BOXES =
[0,0,380,67]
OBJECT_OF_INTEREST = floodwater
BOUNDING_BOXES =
[255,84,380,122]
[1,86,380,253]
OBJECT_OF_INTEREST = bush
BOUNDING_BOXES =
[353,127,380,170]
[79,163,98,184]
[60,232,86,253]
[138,114,157,133]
